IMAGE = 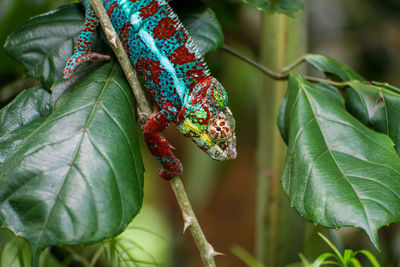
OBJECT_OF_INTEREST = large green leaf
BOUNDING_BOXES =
[304,54,366,82]
[0,87,52,163]
[0,62,144,262]
[4,4,86,89]
[281,73,400,248]
[241,0,304,17]
[172,1,224,56]
[278,82,343,144]
[346,81,400,155]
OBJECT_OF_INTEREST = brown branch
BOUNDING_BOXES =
[222,45,349,88]
[87,1,219,266]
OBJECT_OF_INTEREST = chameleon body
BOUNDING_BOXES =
[64,0,237,179]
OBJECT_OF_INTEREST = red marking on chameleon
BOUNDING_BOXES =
[153,17,177,40]
[176,28,188,43]
[139,0,160,18]
[107,2,118,17]
[136,57,163,85]
[219,143,228,150]
[169,46,197,65]
[119,22,132,57]
[186,69,208,89]
[205,107,213,121]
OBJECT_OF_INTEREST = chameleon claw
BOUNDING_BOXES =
[169,143,177,151]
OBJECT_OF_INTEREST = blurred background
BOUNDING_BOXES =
[1,0,400,266]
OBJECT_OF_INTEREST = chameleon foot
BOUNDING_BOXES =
[64,51,110,80]
[159,158,183,180]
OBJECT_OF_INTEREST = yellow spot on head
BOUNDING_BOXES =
[184,119,214,147]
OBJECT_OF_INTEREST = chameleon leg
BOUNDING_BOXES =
[63,6,110,80]
[143,106,183,180]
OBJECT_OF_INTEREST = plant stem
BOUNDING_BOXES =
[87,1,218,266]
[170,177,220,266]
[222,45,349,88]
[255,13,288,267]
[221,45,286,80]
[280,55,305,73]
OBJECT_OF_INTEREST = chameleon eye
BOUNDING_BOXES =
[207,117,231,143]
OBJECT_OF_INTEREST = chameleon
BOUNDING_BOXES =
[64,0,237,179]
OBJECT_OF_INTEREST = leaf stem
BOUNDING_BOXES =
[222,45,349,88]
[222,45,287,80]
[280,55,305,73]
[87,1,218,266]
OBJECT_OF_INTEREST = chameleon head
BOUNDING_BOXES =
[177,77,237,161]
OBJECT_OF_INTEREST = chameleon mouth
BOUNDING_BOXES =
[208,145,236,161]
[207,134,237,161]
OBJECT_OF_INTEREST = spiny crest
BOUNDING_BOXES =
[156,0,210,75]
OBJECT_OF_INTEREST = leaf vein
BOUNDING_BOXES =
[301,83,374,234]
[86,131,124,230]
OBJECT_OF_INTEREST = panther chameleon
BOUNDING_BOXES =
[64,0,237,179]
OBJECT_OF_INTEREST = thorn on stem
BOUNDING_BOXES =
[182,212,193,233]
[208,243,224,257]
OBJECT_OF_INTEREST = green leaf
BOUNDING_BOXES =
[0,62,144,261]
[278,82,343,144]
[231,245,265,267]
[343,249,353,263]
[353,250,381,267]
[0,0,57,74]
[304,54,366,82]
[281,73,400,249]
[277,90,289,143]
[317,233,343,263]
[0,238,31,267]
[103,205,172,267]
[174,1,224,55]
[0,87,52,163]
[241,0,304,17]
[349,258,362,267]
[0,237,62,267]
[311,253,338,267]
[346,81,400,155]
[4,4,86,89]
